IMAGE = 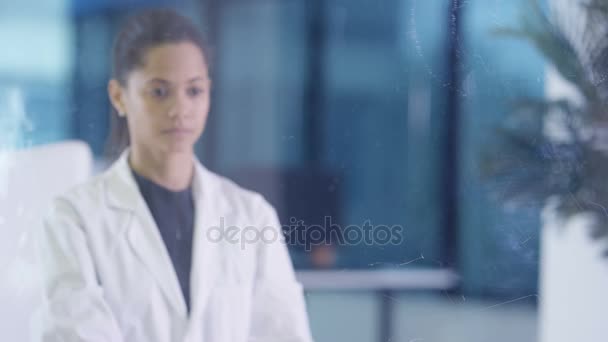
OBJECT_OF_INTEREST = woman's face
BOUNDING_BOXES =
[110,42,211,156]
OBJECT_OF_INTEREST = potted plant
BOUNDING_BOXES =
[482,1,608,341]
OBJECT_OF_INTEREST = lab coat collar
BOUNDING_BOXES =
[103,148,233,321]
[104,148,215,212]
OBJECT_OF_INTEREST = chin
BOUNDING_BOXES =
[162,141,195,155]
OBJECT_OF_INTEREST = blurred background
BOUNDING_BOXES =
[2,0,608,341]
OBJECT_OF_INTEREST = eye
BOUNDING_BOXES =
[151,86,169,99]
[187,86,204,97]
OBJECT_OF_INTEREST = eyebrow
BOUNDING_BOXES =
[146,76,207,85]
[187,76,207,83]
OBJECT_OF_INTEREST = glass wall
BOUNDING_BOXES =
[0,0,74,148]
[209,0,450,272]
[0,0,551,341]
[0,0,546,300]
[460,0,545,298]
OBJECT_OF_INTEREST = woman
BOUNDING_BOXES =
[37,8,313,342]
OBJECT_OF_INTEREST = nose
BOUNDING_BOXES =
[167,92,192,119]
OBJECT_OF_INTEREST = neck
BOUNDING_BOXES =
[128,145,194,191]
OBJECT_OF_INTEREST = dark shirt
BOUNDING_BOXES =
[131,168,195,314]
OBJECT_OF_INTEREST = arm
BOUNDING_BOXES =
[247,196,314,342]
[35,197,124,342]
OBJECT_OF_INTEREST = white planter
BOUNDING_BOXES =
[539,200,608,342]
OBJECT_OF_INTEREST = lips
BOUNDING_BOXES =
[162,128,193,134]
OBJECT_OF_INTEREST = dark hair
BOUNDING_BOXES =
[105,8,209,161]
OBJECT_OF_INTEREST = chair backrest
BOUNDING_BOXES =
[0,140,93,342]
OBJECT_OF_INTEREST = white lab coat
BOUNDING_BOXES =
[35,149,314,342]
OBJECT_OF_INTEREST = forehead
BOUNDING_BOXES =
[134,42,209,81]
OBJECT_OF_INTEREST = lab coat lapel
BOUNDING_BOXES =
[127,207,189,317]
[105,150,188,318]
[189,161,234,318]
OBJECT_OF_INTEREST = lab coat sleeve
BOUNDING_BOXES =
[247,196,314,342]
[35,197,124,342]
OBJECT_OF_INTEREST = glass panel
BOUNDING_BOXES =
[460,0,545,297]
[211,0,450,271]
[0,1,559,341]
[0,1,74,148]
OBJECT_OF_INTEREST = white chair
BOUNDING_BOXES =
[0,140,93,342]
